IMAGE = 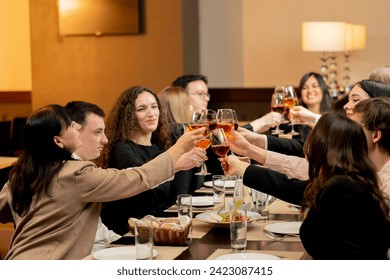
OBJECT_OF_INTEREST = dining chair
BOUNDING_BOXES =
[0,120,11,156]
[11,117,27,156]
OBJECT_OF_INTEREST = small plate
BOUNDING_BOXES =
[93,246,158,260]
[178,196,214,207]
[203,180,236,189]
[215,253,281,260]
[264,222,302,235]
[195,210,261,227]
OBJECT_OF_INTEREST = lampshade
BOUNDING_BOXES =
[302,21,347,52]
[345,23,366,51]
[352,24,366,50]
[345,23,354,51]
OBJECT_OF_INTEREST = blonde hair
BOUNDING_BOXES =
[158,86,192,123]
[368,66,390,84]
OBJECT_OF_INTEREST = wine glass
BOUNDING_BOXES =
[283,86,300,136]
[270,92,285,135]
[194,125,211,176]
[188,109,210,175]
[232,110,239,131]
[188,109,206,129]
[205,109,217,131]
[275,85,289,124]
[216,109,234,138]
[211,128,230,163]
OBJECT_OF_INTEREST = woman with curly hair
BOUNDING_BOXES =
[98,86,206,235]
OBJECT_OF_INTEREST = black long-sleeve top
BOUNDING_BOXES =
[101,140,201,235]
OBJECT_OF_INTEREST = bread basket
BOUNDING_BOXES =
[129,216,191,246]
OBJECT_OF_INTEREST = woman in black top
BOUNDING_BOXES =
[224,112,390,259]
[98,86,206,235]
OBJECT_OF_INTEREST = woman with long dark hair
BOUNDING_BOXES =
[0,104,203,259]
[224,112,390,259]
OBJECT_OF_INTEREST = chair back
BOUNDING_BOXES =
[0,120,11,156]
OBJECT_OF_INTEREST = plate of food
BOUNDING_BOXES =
[203,180,236,189]
[195,210,261,227]
[215,253,281,260]
[93,246,158,260]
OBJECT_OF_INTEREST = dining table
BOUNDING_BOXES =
[0,156,18,170]
[0,156,18,190]
[87,182,310,261]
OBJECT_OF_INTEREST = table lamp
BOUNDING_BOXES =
[302,21,347,98]
[342,24,366,93]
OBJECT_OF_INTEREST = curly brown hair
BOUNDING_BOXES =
[97,86,172,168]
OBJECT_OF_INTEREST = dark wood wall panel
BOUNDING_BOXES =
[0,91,31,103]
[209,88,274,103]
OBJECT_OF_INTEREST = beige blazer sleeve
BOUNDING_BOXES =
[264,150,309,180]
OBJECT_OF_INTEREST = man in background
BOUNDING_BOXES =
[172,74,282,176]
[172,74,281,133]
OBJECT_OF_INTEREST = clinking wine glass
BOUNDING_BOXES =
[205,109,217,131]
[283,86,300,136]
[232,110,239,131]
[275,85,289,124]
[211,128,230,170]
[188,109,210,175]
[194,126,211,176]
[216,109,234,138]
[270,92,285,135]
[189,108,207,129]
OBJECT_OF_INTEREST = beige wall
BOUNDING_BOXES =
[3,0,390,120]
[0,0,31,120]
[29,0,184,114]
[0,0,32,91]
[199,0,390,88]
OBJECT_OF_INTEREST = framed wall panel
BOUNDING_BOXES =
[58,0,140,36]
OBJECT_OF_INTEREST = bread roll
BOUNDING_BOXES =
[160,223,182,230]
[142,215,162,228]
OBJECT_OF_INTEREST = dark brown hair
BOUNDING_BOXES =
[303,112,389,217]
[98,86,171,168]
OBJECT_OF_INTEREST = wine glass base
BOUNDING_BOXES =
[271,129,284,135]
[287,131,300,136]
[195,172,211,176]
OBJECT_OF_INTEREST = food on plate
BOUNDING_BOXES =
[209,213,223,222]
